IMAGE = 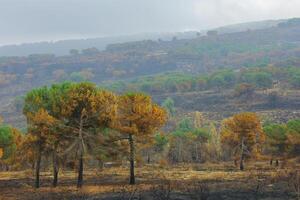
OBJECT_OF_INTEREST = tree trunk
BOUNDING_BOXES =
[240,154,244,170]
[195,143,199,162]
[77,114,84,188]
[240,137,245,171]
[178,140,182,163]
[129,134,135,185]
[52,151,58,187]
[77,153,83,188]
[234,159,238,167]
[35,145,42,188]
[147,152,150,164]
[32,161,35,170]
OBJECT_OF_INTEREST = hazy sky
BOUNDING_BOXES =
[1,0,300,45]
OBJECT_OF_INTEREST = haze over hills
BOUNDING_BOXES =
[213,19,287,34]
[0,32,198,57]
[0,18,300,128]
[0,18,288,57]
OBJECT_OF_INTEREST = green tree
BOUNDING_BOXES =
[0,125,14,161]
[264,123,288,165]
[286,119,300,157]
[162,97,176,117]
[154,133,169,153]
[0,123,22,170]
[241,72,273,89]
[290,74,300,88]
[23,86,53,188]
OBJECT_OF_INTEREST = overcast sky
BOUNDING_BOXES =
[1,0,300,46]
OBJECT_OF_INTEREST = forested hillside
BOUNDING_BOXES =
[1,18,300,128]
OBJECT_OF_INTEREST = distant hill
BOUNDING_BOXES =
[0,32,199,57]
[0,18,290,57]
[1,17,300,127]
[213,19,287,34]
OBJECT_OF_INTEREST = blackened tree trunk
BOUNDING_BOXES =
[77,153,83,188]
[77,114,84,188]
[52,151,58,187]
[147,153,150,164]
[129,134,135,185]
[240,153,245,170]
[195,143,199,163]
[240,137,245,171]
[35,145,42,188]
[270,159,273,166]
[275,159,279,167]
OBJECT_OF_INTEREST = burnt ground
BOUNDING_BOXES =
[0,162,299,200]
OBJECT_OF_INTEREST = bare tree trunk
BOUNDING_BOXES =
[195,143,199,162]
[52,151,58,187]
[147,152,150,164]
[129,134,135,185]
[240,154,245,170]
[77,153,83,188]
[32,161,35,170]
[178,140,182,163]
[35,145,42,188]
[275,159,279,167]
[240,137,245,171]
[77,115,84,188]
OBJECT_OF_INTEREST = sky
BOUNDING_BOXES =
[1,0,300,46]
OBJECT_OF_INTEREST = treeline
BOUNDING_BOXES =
[107,66,300,94]
[161,102,300,170]
[1,82,166,188]
[1,84,300,190]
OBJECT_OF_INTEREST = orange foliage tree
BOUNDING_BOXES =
[23,82,117,188]
[221,112,265,170]
[115,93,167,184]
[59,82,117,188]
[25,109,57,188]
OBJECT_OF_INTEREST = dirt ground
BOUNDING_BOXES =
[0,162,299,200]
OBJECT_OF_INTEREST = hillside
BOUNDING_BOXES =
[0,18,300,128]
[0,18,287,57]
[213,19,286,33]
[0,32,199,57]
